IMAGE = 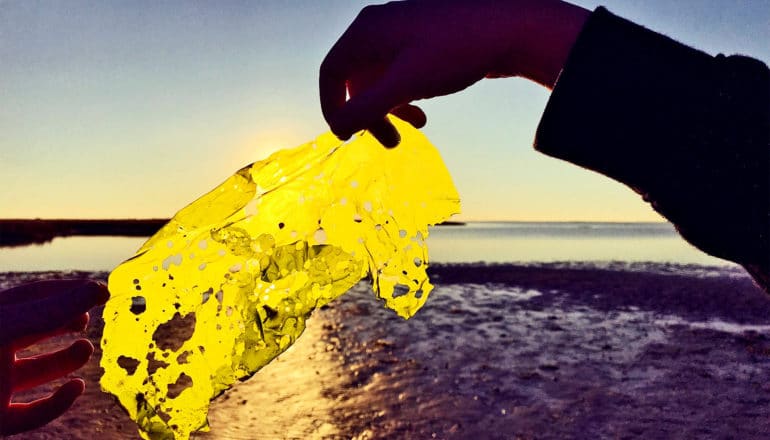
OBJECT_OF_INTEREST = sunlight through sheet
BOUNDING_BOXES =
[100,117,460,439]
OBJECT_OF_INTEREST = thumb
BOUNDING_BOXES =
[329,47,427,143]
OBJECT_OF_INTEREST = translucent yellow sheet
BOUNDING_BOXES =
[100,117,460,439]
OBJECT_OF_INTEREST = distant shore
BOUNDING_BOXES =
[0,219,467,247]
[0,219,167,247]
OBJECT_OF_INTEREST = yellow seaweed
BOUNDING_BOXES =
[100,117,460,439]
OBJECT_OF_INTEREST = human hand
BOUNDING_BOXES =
[0,280,109,436]
[320,0,589,147]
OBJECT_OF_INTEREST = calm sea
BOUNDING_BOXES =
[0,222,731,272]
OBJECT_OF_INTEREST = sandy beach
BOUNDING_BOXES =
[4,262,770,439]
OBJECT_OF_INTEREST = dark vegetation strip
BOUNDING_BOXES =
[0,219,167,247]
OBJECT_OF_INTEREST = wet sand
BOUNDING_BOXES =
[4,262,770,439]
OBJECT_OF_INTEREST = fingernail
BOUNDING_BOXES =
[68,313,90,331]
[332,126,353,142]
[376,128,400,148]
[72,339,95,357]
[63,378,86,394]
[383,133,401,148]
[335,133,352,142]
[329,113,355,142]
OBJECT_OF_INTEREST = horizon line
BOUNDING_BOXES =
[0,217,670,224]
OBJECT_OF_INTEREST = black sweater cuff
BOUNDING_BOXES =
[534,6,770,276]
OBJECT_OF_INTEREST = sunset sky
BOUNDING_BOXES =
[2,0,768,221]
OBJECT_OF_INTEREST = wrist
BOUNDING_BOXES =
[499,1,590,88]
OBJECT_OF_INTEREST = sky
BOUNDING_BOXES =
[1,0,768,221]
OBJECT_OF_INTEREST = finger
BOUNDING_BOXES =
[346,79,423,148]
[327,46,426,140]
[1,347,13,408]
[0,379,84,436]
[13,339,93,392]
[0,281,108,347]
[347,68,411,147]
[319,19,367,133]
[319,55,349,138]
[391,104,427,129]
[68,312,90,333]
[366,117,401,148]
[12,313,90,350]
[320,5,394,137]
[0,279,103,306]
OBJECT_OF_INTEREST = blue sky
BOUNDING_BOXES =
[1,0,768,220]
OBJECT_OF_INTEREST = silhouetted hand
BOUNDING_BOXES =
[320,0,589,147]
[0,280,109,436]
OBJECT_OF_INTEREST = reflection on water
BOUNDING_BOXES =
[0,236,147,271]
[194,311,343,440]
[427,222,730,266]
[0,222,732,272]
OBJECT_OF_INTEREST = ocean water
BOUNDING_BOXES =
[0,222,731,272]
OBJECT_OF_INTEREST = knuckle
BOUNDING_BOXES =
[356,4,381,20]
[319,57,332,75]
[319,53,341,75]
[356,3,398,24]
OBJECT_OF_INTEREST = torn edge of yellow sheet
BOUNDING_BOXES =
[100,116,460,439]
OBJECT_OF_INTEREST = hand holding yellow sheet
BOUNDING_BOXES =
[100,117,460,439]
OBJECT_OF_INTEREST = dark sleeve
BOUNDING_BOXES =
[534,6,770,290]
